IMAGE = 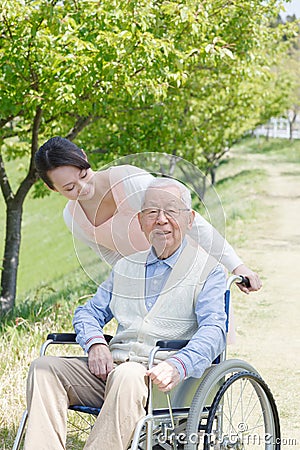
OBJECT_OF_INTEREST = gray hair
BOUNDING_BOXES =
[146,177,192,209]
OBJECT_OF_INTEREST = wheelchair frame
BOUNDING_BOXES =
[13,275,281,450]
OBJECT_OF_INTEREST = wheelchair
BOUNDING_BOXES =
[13,275,281,449]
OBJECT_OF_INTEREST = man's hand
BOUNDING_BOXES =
[233,264,262,294]
[88,343,114,381]
[146,361,181,392]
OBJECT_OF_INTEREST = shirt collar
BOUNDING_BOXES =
[146,238,187,269]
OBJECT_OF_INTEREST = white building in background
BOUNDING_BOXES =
[254,116,300,140]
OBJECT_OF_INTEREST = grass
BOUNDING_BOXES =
[0,136,296,448]
[0,264,114,449]
[235,135,300,163]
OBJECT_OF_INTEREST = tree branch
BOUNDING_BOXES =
[0,151,14,204]
[65,115,94,141]
[15,106,43,204]
[0,116,15,130]
[2,13,14,40]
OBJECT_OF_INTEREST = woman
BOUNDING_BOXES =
[35,136,261,293]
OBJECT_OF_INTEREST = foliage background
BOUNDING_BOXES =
[1,0,298,313]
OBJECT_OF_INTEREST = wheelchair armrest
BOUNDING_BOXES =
[41,333,113,356]
[155,339,189,351]
[46,333,113,344]
[47,333,77,342]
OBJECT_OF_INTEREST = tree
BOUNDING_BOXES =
[283,37,300,140]
[0,0,202,314]
[0,0,295,314]
[75,1,295,184]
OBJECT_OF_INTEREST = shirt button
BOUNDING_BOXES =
[153,280,158,285]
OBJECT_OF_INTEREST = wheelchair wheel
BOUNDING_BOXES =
[204,371,280,450]
[184,359,279,450]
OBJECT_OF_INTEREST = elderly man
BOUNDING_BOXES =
[24,178,227,450]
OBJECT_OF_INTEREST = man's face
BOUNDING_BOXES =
[138,185,195,259]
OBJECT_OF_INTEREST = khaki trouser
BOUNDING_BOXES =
[24,356,148,450]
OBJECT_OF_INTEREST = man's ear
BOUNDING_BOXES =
[188,210,195,229]
[138,212,144,231]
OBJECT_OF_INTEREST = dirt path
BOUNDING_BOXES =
[227,152,300,446]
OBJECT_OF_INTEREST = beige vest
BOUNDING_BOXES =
[109,242,218,364]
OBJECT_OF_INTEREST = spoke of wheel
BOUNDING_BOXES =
[243,380,260,423]
[222,378,247,436]
[222,378,264,440]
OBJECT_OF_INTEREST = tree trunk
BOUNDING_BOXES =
[0,106,42,316]
[0,200,23,314]
[289,121,293,140]
[210,167,216,185]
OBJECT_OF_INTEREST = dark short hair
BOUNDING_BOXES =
[35,137,90,189]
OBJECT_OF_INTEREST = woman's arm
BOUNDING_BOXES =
[188,212,262,292]
[188,211,242,271]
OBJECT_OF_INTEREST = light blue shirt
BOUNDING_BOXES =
[73,242,227,380]
[144,242,184,311]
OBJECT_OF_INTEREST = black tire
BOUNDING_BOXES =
[184,359,262,450]
[204,371,280,450]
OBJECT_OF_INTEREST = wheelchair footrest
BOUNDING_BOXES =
[152,407,190,417]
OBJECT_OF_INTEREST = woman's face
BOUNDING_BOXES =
[47,165,95,201]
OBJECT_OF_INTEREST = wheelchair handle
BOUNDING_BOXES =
[226,275,250,290]
[236,275,251,288]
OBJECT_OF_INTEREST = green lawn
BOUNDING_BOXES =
[0,179,90,301]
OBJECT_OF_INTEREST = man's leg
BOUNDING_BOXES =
[84,361,148,450]
[24,355,105,450]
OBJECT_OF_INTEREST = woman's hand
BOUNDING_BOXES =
[233,264,262,294]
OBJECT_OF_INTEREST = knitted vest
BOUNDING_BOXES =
[109,242,217,364]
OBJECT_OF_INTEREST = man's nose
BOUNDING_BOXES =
[156,209,168,223]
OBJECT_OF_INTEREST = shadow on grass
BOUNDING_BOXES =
[216,169,265,188]
[1,253,112,335]
[0,273,96,334]
[239,137,300,162]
